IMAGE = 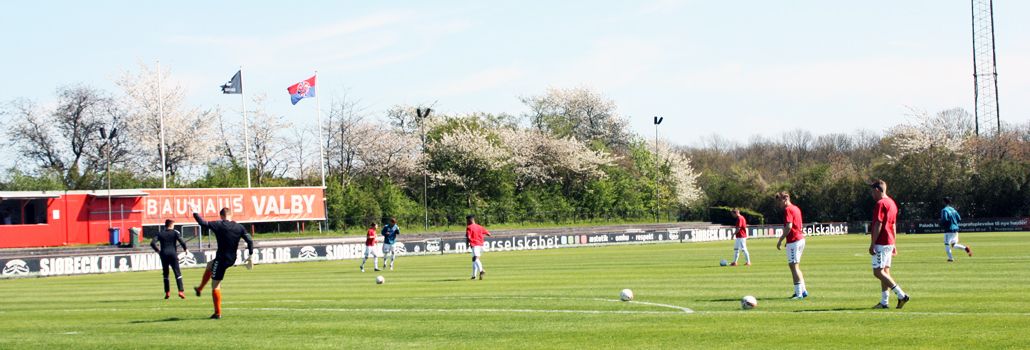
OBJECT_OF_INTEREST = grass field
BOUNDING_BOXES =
[1,232,1028,349]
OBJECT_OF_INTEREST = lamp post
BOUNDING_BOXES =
[100,126,118,229]
[653,116,663,223]
[416,107,432,231]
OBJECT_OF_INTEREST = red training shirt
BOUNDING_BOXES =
[466,223,490,247]
[784,204,804,243]
[735,215,748,238]
[873,197,898,245]
[365,228,377,246]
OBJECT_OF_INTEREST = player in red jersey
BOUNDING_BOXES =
[869,179,910,309]
[465,215,492,280]
[729,208,750,266]
[360,222,380,272]
[775,191,808,300]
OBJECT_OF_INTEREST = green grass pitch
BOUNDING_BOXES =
[1,232,1028,349]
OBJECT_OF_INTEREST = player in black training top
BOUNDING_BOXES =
[151,219,190,299]
[192,208,254,319]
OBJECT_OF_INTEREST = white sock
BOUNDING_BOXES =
[476,260,484,272]
[954,243,967,250]
[374,257,379,268]
[881,291,890,305]
[793,283,801,296]
[800,281,807,294]
[743,250,750,263]
[945,245,954,260]
[472,262,478,276]
[732,249,740,263]
[360,257,366,268]
[891,285,906,299]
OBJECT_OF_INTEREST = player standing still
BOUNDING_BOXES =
[381,218,401,270]
[941,197,973,262]
[360,223,380,272]
[775,191,808,299]
[730,209,750,266]
[869,179,910,309]
[151,219,189,299]
[466,215,492,280]
[192,208,254,319]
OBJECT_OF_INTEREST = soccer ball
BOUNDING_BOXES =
[741,295,757,310]
[620,289,634,302]
[376,275,385,284]
[719,259,728,267]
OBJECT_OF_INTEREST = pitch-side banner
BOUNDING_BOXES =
[0,223,847,279]
[141,187,326,225]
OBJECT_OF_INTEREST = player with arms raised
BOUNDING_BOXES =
[775,191,808,300]
[869,179,910,309]
[192,208,254,319]
[466,215,492,280]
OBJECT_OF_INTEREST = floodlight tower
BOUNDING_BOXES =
[971,0,1001,136]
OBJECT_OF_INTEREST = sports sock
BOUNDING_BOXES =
[945,245,954,260]
[732,249,740,263]
[360,257,366,269]
[212,288,222,315]
[881,290,889,305]
[163,277,170,293]
[477,260,484,272]
[793,283,801,296]
[472,261,479,276]
[198,269,212,291]
[743,250,751,263]
[954,243,967,250]
[374,257,379,268]
[890,285,906,299]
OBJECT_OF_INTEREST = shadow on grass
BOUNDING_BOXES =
[129,317,190,324]
[428,278,468,282]
[794,307,871,313]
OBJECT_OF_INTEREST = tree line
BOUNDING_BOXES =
[2,64,1027,231]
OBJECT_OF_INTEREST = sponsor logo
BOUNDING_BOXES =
[425,240,440,253]
[299,246,318,259]
[178,252,197,267]
[391,244,407,254]
[3,259,29,276]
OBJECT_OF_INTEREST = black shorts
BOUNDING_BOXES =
[210,257,236,281]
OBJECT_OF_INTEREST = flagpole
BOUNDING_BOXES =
[157,60,167,188]
[241,66,252,188]
[315,71,327,232]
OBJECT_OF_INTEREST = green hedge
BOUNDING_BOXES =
[709,206,765,225]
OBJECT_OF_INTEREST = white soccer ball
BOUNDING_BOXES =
[620,289,634,301]
[741,295,757,310]
[376,275,385,284]
[719,259,728,267]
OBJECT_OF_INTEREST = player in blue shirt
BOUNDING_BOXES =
[381,218,401,270]
[941,197,973,262]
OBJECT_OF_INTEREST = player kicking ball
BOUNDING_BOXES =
[192,208,254,319]
[869,180,910,309]
[466,215,492,280]
[730,208,750,266]
[360,222,380,272]
[775,191,808,300]
[941,197,972,262]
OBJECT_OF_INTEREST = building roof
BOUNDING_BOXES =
[0,191,62,200]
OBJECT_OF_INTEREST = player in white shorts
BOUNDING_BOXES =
[869,180,910,309]
[360,223,380,272]
[465,215,492,280]
[775,191,808,299]
[941,197,972,261]
[730,208,751,266]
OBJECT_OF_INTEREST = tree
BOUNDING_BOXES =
[4,86,129,190]
[521,87,630,150]
[116,63,217,183]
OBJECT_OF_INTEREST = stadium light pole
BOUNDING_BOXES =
[653,116,663,223]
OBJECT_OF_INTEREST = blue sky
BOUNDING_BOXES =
[1,0,1028,159]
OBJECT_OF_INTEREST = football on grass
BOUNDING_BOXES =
[719,259,728,267]
[741,295,757,310]
[376,275,385,284]
[620,289,634,301]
